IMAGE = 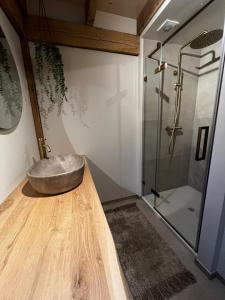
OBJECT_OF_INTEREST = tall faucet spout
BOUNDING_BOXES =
[38,137,51,159]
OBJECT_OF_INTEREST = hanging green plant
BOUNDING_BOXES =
[0,39,22,118]
[34,41,68,120]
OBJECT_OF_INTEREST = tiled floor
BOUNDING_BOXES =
[103,197,225,300]
[144,185,202,247]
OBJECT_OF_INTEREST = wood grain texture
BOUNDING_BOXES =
[0,0,24,35]
[0,26,4,37]
[137,0,165,35]
[26,15,139,56]
[85,0,96,26]
[0,161,130,300]
[17,0,27,16]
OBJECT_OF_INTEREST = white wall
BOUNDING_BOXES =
[0,9,39,203]
[197,45,225,274]
[30,44,139,202]
[94,11,137,34]
[188,41,222,192]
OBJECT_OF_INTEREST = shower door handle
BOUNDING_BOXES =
[195,126,209,161]
[155,62,167,74]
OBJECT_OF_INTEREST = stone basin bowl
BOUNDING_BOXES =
[27,154,85,195]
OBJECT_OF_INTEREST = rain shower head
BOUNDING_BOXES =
[190,29,223,49]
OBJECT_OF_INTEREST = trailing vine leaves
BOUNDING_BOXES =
[0,38,22,124]
[34,42,68,126]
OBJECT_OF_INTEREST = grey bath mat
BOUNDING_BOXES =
[105,203,196,300]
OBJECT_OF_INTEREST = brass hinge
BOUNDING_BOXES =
[155,62,167,74]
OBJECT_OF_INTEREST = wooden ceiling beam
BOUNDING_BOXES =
[137,0,165,35]
[20,38,45,151]
[0,26,5,37]
[17,0,27,17]
[25,15,139,56]
[85,0,96,26]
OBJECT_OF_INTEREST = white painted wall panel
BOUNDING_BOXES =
[0,9,39,203]
[30,44,139,202]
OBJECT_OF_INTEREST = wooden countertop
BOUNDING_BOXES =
[0,162,130,299]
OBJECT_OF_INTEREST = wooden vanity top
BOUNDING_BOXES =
[0,162,129,299]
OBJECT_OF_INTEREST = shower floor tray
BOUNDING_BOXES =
[144,185,202,247]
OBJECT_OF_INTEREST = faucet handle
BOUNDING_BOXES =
[45,144,52,153]
[38,137,51,159]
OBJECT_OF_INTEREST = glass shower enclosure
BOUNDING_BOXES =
[142,1,225,249]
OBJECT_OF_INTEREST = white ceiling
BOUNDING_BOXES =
[96,0,147,19]
[170,0,225,46]
[27,0,85,23]
[144,0,225,45]
[27,0,147,24]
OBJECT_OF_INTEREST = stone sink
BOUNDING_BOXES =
[27,154,85,195]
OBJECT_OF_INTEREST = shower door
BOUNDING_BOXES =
[153,40,222,248]
[142,0,225,250]
[154,57,199,248]
[142,49,162,206]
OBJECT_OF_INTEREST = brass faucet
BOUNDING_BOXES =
[38,137,51,159]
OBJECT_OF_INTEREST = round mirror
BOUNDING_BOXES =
[0,26,22,131]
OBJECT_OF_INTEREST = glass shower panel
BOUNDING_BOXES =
[142,0,225,250]
[142,53,161,206]
[154,36,223,248]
